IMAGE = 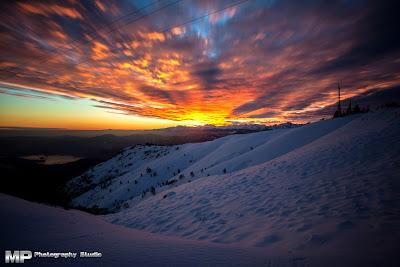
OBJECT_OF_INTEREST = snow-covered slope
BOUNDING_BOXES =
[102,110,400,256]
[0,194,272,266]
[4,110,399,266]
[67,115,352,210]
[4,194,396,266]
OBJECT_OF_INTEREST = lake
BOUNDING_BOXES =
[21,155,82,165]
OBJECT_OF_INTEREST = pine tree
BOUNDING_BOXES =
[346,101,352,115]
[353,104,361,114]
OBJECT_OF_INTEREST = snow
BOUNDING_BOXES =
[104,110,398,263]
[67,114,349,210]
[2,110,400,266]
[1,193,397,266]
[0,194,276,266]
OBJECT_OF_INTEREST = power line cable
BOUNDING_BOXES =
[73,0,251,70]
[1,0,251,84]
[0,0,180,80]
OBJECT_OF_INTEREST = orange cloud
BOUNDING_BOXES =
[95,0,107,13]
[52,31,68,40]
[18,3,83,20]
[171,26,185,36]
[140,32,165,42]
[209,7,237,24]
[2,0,400,129]
[91,41,110,60]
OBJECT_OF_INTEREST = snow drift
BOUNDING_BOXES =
[67,114,350,210]
[0,194,272,266]
[103,110,400,252]
[65,110,399,265]
[2,110,399,266]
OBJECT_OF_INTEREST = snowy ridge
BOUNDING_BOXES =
[103,110,399,254]
[66,110,400,255]
[6,110,398,266]
[67,115,348,210]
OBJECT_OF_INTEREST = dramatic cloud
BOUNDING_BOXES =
[1,0,399,126]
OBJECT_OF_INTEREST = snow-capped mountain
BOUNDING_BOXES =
[3,109,398,266]
[66,109,400,259]
[103,109,400,251]
[160,122,298,131]
[67,111,399,214]
[66,118,328,210]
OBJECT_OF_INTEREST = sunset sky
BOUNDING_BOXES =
[0,0,399,129]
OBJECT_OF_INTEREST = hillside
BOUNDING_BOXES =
[67,117,348,210]
[66,109,400,264]
[0,194,272,266]
[4,193,394,266]
[4,109,400,266]
[102,109,399,254]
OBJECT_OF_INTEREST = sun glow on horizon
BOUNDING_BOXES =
[0,1,399,129]
[0,92,178,130]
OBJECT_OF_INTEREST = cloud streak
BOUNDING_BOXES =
[1,0,399,126]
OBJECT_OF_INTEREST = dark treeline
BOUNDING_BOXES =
[333,101,370,118]
[0,157,100,207]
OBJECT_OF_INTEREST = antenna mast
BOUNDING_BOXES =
[338,83,341,114]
